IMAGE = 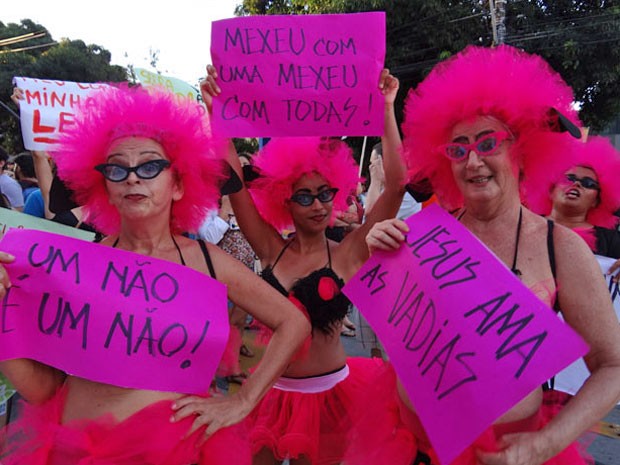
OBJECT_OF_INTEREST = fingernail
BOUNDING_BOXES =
[170,415,175,422]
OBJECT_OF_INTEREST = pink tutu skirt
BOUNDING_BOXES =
[346,363,592,465]
[248,356,383,465]
[0,387,251,465]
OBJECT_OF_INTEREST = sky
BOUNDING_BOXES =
[3,0,241,86]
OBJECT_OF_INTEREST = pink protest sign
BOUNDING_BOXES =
[343,204,588,465]
[210,12,386,137]
[0,229,229,394]
[13,77,110,151]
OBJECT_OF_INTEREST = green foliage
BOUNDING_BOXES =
[233,137,260,155]
[0,19,128,153]
[234,0,620,150]
[505,1,620,130]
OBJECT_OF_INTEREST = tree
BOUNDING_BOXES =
[505,1,620,131]
[0,19,127,153]
[235,0,620,134]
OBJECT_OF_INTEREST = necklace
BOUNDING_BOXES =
[457,206,523,278]
[111,235,186,265]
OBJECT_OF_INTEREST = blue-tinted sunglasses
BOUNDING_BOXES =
[95,159,171,182]
[290,188,338,207]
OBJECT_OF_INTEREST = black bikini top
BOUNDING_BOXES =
[262,239,350,335]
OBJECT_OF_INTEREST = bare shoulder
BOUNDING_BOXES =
[551,220,596,259]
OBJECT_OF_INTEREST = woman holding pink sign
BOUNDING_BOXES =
[201,66,406,465]
[0,85,310,465]
[360,45,620,465]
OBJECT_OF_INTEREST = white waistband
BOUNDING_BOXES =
[273,364,350,393]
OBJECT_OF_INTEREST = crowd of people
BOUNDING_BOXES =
[1,42,620,465]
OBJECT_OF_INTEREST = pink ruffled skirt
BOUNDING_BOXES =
[0,388,251,465]
[248,356,383,465]
[345,363,593,465]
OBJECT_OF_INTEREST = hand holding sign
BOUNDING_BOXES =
[606,256,620,283]
[200,65,221,114]
[379,68,399,106]
[345,205,588,465]
[366,218,410,253]
[0,250,15,298]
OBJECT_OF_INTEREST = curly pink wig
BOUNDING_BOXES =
[402,45,581,211]
[523,136,620,229]
[53,85,225,235]
[248,137,361,232]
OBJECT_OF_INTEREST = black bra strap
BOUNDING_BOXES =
[326,237,332,268]
[198,240,216,279]
[270,239,294,272]
[546,220,561,313]
[171,235,186,266]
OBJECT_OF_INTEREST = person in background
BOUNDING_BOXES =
[0,148,24,211]
[356,45,620,465]
[0,84,310,465]
[523,135,620,260]
[364,142,421,221]
[13,152,39,202]
[12,152,44,218]
[198,207,230,244]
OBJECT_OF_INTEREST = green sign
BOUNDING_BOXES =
[134,68,200,102]
[0,209,95,241]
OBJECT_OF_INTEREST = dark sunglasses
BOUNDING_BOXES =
[290,188,338,207]
[95,159,171,182]
[565,173,600,190]
[440,131,512,162]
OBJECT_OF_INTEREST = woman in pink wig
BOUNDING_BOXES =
[362,45,620,465]
[201,67,406,465]
[524,135,620,259]
[0,85,310,465]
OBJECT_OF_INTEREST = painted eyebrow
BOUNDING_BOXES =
[452,130,495,143]
[293,184,330,194]
[106,150,163,161]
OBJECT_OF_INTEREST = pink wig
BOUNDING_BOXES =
[53,85,225,235]
[402,45,581,211]
[248,137,361,232]
[524,135,620,229]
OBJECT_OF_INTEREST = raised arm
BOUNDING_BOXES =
[339,69,407,271]
[200,66,284,262]
[32,151,54,219]
[11,88,55,219]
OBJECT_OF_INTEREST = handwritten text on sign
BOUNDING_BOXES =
[13,77,110,151]
[343,204,588,465]
[210,12,386,137]
[134,68,200,102]
[0,229,229,394]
